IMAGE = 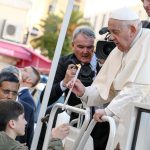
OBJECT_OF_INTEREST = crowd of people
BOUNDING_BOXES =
[0,67,69,150]
[0,1,150,149]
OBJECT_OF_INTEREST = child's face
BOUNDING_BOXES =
[14,113,27,136]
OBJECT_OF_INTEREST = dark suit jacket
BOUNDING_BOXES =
[19,89,36,111]
[142,20,150,28]
[16,99,34,149]
[41,53,101,106]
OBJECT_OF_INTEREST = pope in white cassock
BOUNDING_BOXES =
[67,7,150,149]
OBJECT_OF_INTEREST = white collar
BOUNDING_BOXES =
[90,53,97,72]
[19,87,29,92]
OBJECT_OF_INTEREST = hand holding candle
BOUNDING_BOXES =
[62,64,81,109]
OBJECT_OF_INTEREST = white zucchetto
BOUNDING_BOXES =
[110,7,139,21]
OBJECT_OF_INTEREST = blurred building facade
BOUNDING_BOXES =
[48,0,85,14]
[0,0,51,74]
[0,0,32,43]
[83,0,149,39]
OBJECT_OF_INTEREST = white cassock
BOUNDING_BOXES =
[80,28,150,148]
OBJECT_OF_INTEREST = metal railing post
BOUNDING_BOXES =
[30,0,74,149]
[77,116,116,150]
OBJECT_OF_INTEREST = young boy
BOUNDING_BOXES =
[0,100,28,150]
[0,100,69,150]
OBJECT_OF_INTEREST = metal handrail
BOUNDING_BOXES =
[77,116,116,150]
[42,103,91,150]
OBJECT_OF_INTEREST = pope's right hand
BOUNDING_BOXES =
[67,79,85,97]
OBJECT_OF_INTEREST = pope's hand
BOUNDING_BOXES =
[67,79,85,97]
[93,109,106,122]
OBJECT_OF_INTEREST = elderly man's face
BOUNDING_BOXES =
[21,67,32,81]
[108,19,135,52]
[72,33,94,64]
[142,0,150,17]
[0,81,19,100]
[20,67,34,84]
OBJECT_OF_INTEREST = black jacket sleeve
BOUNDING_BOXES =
[40,55,71,106]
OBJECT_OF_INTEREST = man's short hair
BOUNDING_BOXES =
[0,72,19,86]
[1,66,20,77]
[0,100,24,131]
[72,26,95,42]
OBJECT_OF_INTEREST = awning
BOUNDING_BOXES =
[0,40,51,74]
[17,47,52,74]
[0,40,31,61]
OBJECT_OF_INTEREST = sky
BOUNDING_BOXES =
[84,0,141,17]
